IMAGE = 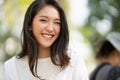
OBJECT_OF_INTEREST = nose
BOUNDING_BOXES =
[46,22,54,32]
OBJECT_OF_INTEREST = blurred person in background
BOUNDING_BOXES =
[3,0,89,80]
[90,32,120,80]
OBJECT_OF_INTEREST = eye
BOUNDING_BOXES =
[54,22,61,26]
[39,19,47,22]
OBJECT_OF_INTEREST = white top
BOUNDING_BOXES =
[4,50,89,80]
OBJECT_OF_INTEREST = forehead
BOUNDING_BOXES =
[36,5,60,18]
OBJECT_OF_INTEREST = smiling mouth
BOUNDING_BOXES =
[42,33,54,39]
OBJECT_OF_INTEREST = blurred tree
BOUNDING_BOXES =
[80,0,120,43]
[88,0,120,30]
[78,0,120,56]
[0,0,33,61]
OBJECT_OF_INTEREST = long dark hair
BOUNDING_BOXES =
[18,0,70,79]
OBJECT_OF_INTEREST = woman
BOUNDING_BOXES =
[4,0,89,80]
[90,32,120,80]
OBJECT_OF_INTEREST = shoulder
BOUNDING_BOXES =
[4,56,27,66]
[4,56,28,72]
[90,63,111,80]
[107,66,120,80]
[4,56,16,70]
[67,49,89,80]
[4,56,28,79]
[67,49,85,67]
[4,56,17,79]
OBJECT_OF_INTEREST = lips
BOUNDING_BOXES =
[42,33,54,40]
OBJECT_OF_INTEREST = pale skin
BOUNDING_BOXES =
[31,5,61,58]
[101,50,120,66]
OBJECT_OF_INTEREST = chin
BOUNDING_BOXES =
[41,44,52,48]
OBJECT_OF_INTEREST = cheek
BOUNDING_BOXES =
[32,21,43,33]
[56,27,60,35]
[32,25,41,38]
[32,25,39,34]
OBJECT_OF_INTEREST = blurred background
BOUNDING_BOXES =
[0,0,120,79]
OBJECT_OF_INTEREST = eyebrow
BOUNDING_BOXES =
[39,15,60,21]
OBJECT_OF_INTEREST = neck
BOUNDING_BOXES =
[38,47,51,58]
[101,52,120,66]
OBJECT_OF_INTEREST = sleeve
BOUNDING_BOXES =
[71,53,89,80]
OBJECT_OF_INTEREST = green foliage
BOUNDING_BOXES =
[83,0,120,56]
[0,0,33,61]
[18,0,34,13]
[79,26,100,43]
[87,0,120,32]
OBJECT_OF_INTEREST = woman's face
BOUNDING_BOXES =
[32,5,60,49]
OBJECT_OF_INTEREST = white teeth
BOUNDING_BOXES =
[43,34,52,38]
